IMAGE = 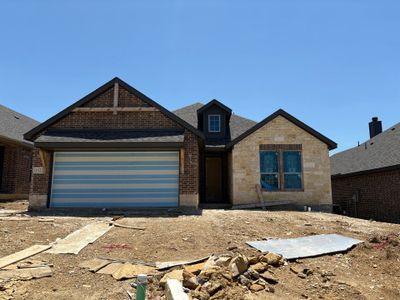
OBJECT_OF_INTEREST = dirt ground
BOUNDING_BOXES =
[0,200,399,300]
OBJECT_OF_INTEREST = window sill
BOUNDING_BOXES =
[262,189,304,193]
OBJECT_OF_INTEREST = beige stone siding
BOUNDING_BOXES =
[230,115,332,208]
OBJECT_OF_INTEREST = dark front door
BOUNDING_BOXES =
[0,146,4,191]
[205,156,224,203]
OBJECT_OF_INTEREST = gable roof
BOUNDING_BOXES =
[24,77,204,141]
[197,99,232,115]
[226,109,337,150]
[331,122,400,176]
[0,104,39,146]
[173,103,257,141]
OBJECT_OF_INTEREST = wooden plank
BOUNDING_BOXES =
[79,258,111,272]
[112,222,145,231]
[72,107,158,112]
[0,245,52,269]
[112,263,157,280]
[255,184,266,210]
[47,222,112,255]
[39,149,50,174]
[96,262,124,275]
[231,200,294,209]
[0,266,52,281]
[113,82,119,115]
[156,256,209,270]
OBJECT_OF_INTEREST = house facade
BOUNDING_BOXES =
[25,78,336,210]
[331,118,400,223]
[0,105,39,199]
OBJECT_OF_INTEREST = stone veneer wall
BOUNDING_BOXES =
[230,115,332,210]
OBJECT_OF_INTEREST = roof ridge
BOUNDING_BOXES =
[331,121,400,157]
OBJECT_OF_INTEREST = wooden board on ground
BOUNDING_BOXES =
[96,263,124,275]
[0,245,52,269]
[231,200,294,209]
[79,258,111,272]
[112,263,157,280]
[0,266,52,281]
[0,217,31,221]
[156,256,209,270]
[47,222,112,255]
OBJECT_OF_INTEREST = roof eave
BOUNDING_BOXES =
[24,77,205,141]
[332,163,400,179]
[226,109,337,150]
[0,135,34,149]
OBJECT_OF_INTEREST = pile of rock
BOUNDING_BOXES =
[159,252,285,299]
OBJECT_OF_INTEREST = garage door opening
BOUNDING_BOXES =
[50,151,179,208]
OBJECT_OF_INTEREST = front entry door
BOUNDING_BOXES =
[205,157,223,202]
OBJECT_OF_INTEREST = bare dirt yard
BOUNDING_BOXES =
[0,200,399,300]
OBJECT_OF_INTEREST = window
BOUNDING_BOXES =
[259,145,303,191]
[260,151,279,191]
[208,115,221,132]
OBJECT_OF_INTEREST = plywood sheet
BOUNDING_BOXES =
[47,222,112,255]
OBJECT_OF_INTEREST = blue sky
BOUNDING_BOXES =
[0,1,399,154]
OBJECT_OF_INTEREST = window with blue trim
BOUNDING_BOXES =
[208,115,221,132]
[260,151,279,191]
[259,147,303,191]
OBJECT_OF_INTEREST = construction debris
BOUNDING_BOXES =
[0,266,52,281]
[80,258,157,280]
[112,222,145,230]
[165,279,189,300]
[79,258,111,272]
[156,256,209,270]
[96,262,124,275]
[47,221,112,255]
[0,245,51,269]
[112,263,156,280]
[247,234,363,259]
[151,252,287,299]
[38,218,55,223]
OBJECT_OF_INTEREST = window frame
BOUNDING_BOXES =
[208,114,221,133]
[259,150,280,191]
[259,145,304,192]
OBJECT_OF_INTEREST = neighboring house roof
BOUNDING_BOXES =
[331,122,400,176]
[24,77,204,142]
[226,109,337,150]
[0,104,39,146]
[173,103,257,141]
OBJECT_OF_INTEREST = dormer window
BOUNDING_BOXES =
[208,114,221,132]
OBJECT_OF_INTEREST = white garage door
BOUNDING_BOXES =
[50,151,179,208]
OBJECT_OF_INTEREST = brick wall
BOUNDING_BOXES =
[0,142,32,195]
[332,169,400,223]
[180,131,200,194]
[29,85,201,208]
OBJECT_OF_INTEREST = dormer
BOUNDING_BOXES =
[197,99,232,144]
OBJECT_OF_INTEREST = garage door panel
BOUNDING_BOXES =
[51,151,179,208]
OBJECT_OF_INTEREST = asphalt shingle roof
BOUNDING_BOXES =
[0,104,39,145]
[36,129,184,144]
[173,103,257,141]
[331,122,400,175]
